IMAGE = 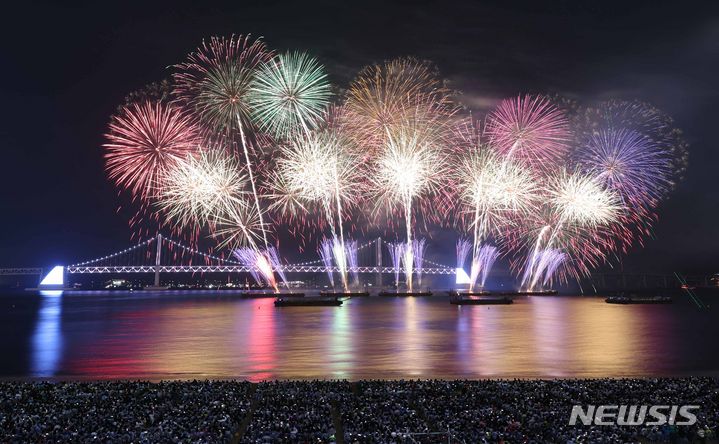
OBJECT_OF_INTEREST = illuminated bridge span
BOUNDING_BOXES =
[22,234,714,290]
[66,265,456,275]
[60,234,456,285]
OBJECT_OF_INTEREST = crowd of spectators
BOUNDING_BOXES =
[241,380,348,443]
[0,378,716,443]
[0,380,252,443]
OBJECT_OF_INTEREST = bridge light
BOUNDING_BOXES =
[455,268,471,285]
[39,266,64,288]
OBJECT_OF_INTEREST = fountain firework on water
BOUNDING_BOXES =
[456,239,471,270]
[319,239,335,288]
[234,247,279,291]
[345,240,359,287]
[332,238,349,291]
[318,238,354,290]
[521,247,566,290]
[412,239,427,288]
[265,246,288,289]
[469,245,498,290]
[387,242,405,288]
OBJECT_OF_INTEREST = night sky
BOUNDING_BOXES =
[0,0,717,274]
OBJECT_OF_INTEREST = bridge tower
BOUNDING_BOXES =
[375,237,382,287]
[154,233,162,287]
[145,233,167,290]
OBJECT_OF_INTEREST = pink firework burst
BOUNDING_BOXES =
[104,100,201,200]
[485,94,571,170]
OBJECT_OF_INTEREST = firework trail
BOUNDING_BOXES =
[319,239,335,287]
[249,51,332,139]
[104,100,200,200]
[269,129,362,290]
[486,95,571,171]
[173,35,272,249]
[370,124,449,290]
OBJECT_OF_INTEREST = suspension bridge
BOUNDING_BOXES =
[2,235,711,291]
[26,234,456,288]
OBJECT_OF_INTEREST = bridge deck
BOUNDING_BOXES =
[66,265,456,274]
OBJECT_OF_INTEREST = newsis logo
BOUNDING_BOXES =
[569,405,699,426]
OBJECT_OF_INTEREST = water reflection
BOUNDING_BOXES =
[328,302,352,378]
[245,299,276,381]
[9,292,718,380]
[31,291,63,376]
[532,297,568,377]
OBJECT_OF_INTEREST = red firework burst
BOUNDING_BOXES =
[485,94,571,170]
[104,100,200,200]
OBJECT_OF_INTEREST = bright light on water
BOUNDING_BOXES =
[39,266,64,287]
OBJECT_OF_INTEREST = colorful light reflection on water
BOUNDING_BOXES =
[0,291,716,381]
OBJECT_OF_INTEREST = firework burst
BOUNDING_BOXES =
[104,100,200,199]
[458,149,539,242]
[518,171,622,290]
[579,128,672,207]
[548,170,622,229]
[173,35,271,134]
[486,94,571,169]
[345,58,456,149]
[457,147,538,289]
[369,123,449,290]
[269,129,362,290]
[249,51,332,139]
[212,202,266,250]
[173,34,274,247]
[156,149,251,231]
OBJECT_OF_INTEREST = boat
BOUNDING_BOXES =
[450,296,513,305]
[449,290,492,297]
[243,292,304,298]
[274,296,342,307]
[378,290,433,297]
[320,291,370,297]
[498,289,558,296]
[605,296,672,304]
